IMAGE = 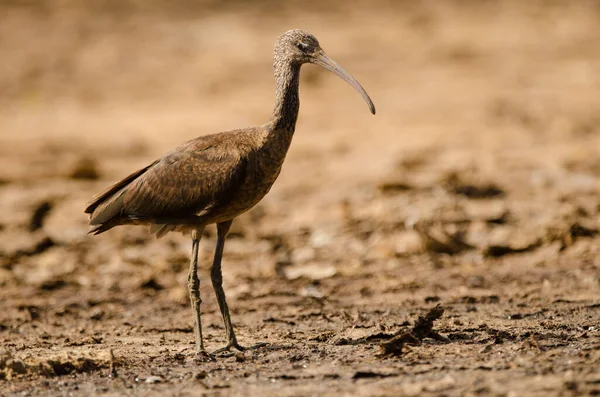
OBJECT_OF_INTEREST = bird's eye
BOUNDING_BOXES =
[296,42,309,52]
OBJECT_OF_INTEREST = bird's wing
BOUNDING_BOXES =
[86,133,249,228]
[122,140,248,218]
[84,161,158,217]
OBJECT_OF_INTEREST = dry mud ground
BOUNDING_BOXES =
[1,1,599,396]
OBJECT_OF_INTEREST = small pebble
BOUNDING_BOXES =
[235,352,247,363]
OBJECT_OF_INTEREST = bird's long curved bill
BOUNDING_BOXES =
[314,52,376,115]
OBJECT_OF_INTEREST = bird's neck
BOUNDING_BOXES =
[269,61,301,133]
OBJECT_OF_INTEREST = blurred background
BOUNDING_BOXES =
[1,0,599,227]
[0,0,599,393]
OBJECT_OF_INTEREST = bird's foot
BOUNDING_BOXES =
[213,341,246,355]
[213,341,268,356]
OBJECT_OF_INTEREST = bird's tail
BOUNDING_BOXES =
[84,161,156,232]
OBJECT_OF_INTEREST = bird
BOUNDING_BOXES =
[84,29,375,357]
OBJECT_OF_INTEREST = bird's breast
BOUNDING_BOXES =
[205,130,293,223]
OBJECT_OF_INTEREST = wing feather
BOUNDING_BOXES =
[122,141,247,217]
[85,132,250,233]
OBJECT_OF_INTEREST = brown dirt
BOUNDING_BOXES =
[1,1,599,396]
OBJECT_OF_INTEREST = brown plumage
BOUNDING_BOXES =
[85,29,375,357]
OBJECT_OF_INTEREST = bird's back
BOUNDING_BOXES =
[85,127,266,236]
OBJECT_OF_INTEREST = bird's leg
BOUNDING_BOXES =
[210,221,268,354]
[210,220,265,354]
[187,227,212,359]
[209,220,244,352]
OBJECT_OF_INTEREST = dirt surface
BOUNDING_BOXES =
[1,1,599,396]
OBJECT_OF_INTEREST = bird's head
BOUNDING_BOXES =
[275,29,376,115]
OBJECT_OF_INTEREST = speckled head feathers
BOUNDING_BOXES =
[274,29,322,64]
